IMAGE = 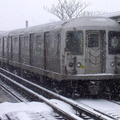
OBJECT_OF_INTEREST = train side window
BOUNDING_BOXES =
[35,35,42,53]
[108,31,120,54]
[88,34,99,47]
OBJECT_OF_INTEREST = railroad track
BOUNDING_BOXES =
[0,81,28,102]
[78,99,120,120]
[0,67,119,120]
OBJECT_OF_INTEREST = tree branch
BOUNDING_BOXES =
[44,0,104,20]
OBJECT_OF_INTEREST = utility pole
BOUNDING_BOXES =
[26,20,28,28]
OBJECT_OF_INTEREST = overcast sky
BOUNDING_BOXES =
[0,0,120,31]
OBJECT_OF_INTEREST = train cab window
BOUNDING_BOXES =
[66,31,83,55]
[109,31,120,54]
[88,34,99,47]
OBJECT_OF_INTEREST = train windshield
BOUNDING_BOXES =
[108,31,120,54]
[66,31,83,55]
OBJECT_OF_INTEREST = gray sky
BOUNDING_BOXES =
[0,0,120,31]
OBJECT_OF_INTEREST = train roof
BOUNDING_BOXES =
[0,16,119,36]
[62,16,119,28]
[8,21,67,35]
[0,31,10,37]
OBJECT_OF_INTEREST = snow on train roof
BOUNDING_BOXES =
[0,31,10,37]
[0,16,119,36]
[62,16,119,28]
[9,20,67,35]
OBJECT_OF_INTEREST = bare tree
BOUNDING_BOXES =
[81,11,107,16]
[44,0,91,20]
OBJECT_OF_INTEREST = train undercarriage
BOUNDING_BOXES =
[0,62,120,100]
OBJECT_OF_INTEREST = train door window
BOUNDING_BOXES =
[66,31,83,55]
[3,37,8,53]
[12,37,19,53]
[0,39,2,46]
[24,36,29,53]
[35,35,43,53]
[29,33,34,55]
[9,36,12,53]
[56,33,60,55]
[52,32,60,55]
[19,35,23,50]
[88,33,99,47]
[0,39,2,51]
[0,38,3,57]
[44,32,51,56]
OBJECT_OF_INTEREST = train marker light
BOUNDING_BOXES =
[110,62,115,67]
[77,62,81,68]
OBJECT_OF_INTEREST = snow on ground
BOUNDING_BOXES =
[0,102,55,120]
[0,99,76,120]
[0,102,53,114]
[1,99,120,120]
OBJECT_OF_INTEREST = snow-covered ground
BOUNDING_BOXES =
[0,100,76,120]
[0,102,52,115]
[0,102,55,120]
[0,99,120,120]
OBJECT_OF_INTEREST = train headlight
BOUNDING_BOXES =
[110,62,115,67]
[77,62,81,68]
[69,62,74,67]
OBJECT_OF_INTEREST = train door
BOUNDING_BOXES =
[29,33,34,66]
[20,35,30,64]
[44,32,50,70]
[3,37,8,59]
[85,31,106,74]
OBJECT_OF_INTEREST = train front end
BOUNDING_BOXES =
[61,17,120,97]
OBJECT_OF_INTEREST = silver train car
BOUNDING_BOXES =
[0,16,120,97]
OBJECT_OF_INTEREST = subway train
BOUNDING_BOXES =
[0,16,120,97]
